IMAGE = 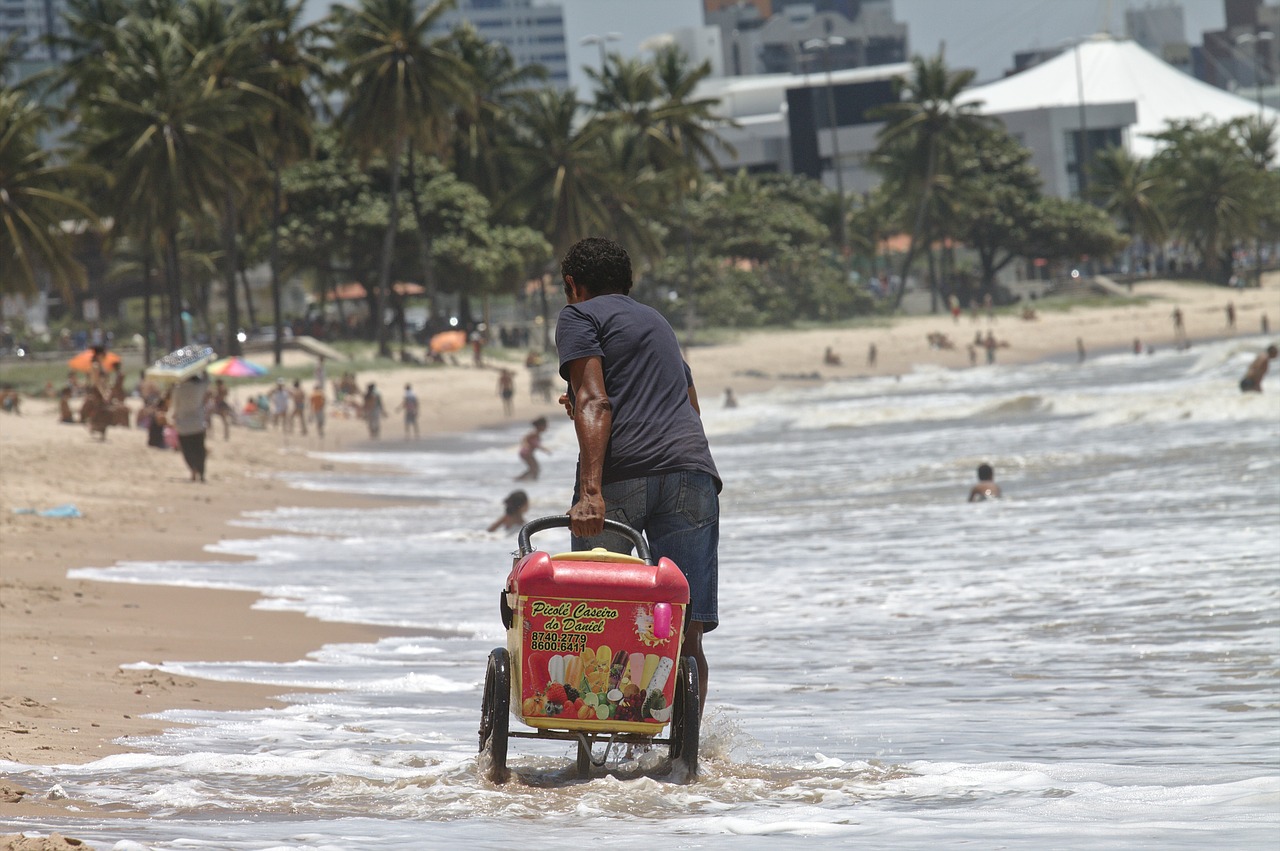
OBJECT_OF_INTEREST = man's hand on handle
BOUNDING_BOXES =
[568,493,606,538]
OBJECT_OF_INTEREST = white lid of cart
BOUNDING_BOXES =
[513,550,689,604]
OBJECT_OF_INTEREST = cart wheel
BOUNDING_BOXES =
[479,647,510,784]
[575,736,593,780]
[667,655,700,782]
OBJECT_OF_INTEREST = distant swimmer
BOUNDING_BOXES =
[488,489,529,533]
[968,463,1002,502]
[1239,345,1278,393]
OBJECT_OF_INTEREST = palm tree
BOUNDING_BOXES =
[328,0,468,357]
[503,88,615,259]
[873,52,991,309]
[1087,146,1165,277]
[242,0,320,364]
[0,85,96,298]
[1149,119,1262,283]
[75,15,261,347]
[181,0,283,357]
[447,23,546,206]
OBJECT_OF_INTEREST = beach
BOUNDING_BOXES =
[1,276,1276,830]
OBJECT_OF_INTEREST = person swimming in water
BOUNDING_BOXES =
[968,463,1002,502]
[488,489,530,533]
[1239,345,1278,393]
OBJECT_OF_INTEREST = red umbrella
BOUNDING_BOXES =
[430,330,468,354]
[67,348,121,373]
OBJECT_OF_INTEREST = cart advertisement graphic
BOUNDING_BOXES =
[518,597,683,728]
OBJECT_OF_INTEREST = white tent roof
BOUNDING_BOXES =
[960,34,1278,159]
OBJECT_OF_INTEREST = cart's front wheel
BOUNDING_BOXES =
[479,647,510,784]
[667,655,700,782]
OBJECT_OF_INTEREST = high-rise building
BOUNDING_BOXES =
[431,0,570,90]
[1,0,68,81]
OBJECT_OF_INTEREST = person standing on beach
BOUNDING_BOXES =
[555,236,721,714]
[309,384,326,439]
[397,383,420,439]
[1239,345,1278,393]
[1226,302,1236,333]
[1077,337,1086,363]
[170,372,209,482]
[270,379,290,432]
[497,368,515,417]
[867,342,877,368]
[968,463,1001,501]
[1172,307,1187,348]
[289,379,308,436]
[362,382,385,439]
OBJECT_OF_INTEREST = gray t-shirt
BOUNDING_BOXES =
[557,294,720,490]
[170,375,208,436]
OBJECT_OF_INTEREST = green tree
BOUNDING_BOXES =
[950,125,1045,294]
[1149,118,1264,283]
[1087,145,1164,275]
[328,0,468,356]
[242,0,321,363]
[0,85,96,298]
[873,52,991,309]
[73,14,260,347]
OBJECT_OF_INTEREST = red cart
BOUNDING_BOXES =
[480,516,700,783]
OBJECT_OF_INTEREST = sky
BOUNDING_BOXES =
[304,0,1231,88]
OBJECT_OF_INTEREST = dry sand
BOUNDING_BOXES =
[1,277,1276,831]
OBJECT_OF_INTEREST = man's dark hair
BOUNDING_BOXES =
[977,463,994,481]
[561,237,632,296]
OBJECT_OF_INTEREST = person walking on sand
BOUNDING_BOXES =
[867,342,877,368]
[1226,302,1236,333]
[1077,337,1086,363]
[984,330,997,365]
[212,378,233,440]
[555,236,721,715]
[290,379,308,436]
[309,384,326,439]
[170,372,209,482]
[498,368,515,417]
[515,416,550,480]
[270,379,290,432]
[1172,307,1187,348]
[1239,345,1278,393]
[362,382,385,439]
[968,463,1001,502]
[397,383,420,439]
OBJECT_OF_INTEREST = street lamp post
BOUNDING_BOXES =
[1234,30,1275,122]
[581,32,621,72]
[803,35,848,277]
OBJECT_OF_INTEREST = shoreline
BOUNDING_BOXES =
[1,276,1276,821]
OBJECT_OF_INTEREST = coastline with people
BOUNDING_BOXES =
[1,275,1277,826]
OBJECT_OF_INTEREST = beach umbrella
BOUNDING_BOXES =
[206,356,268,378]
[67,348,121,372]
[430,329,468,354]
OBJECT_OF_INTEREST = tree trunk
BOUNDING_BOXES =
[240,268,258,331]
[927,241,939,314]
[406,147,440,330]
[270,165,284,366]
[222,183,242,357]
[164,228,182,348]
[142,222,154,365]
[375,144,403,359]
[893,138,938,311]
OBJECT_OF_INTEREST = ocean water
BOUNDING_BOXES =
[3,337,1279,850]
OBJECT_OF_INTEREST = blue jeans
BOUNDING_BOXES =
[572,470,719,632]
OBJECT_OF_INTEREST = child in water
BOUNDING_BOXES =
[968,463,1002,501]
[515,416,550,481]
[488,490,530,533]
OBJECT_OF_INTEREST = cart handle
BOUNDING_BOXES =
[517,515,653,565]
